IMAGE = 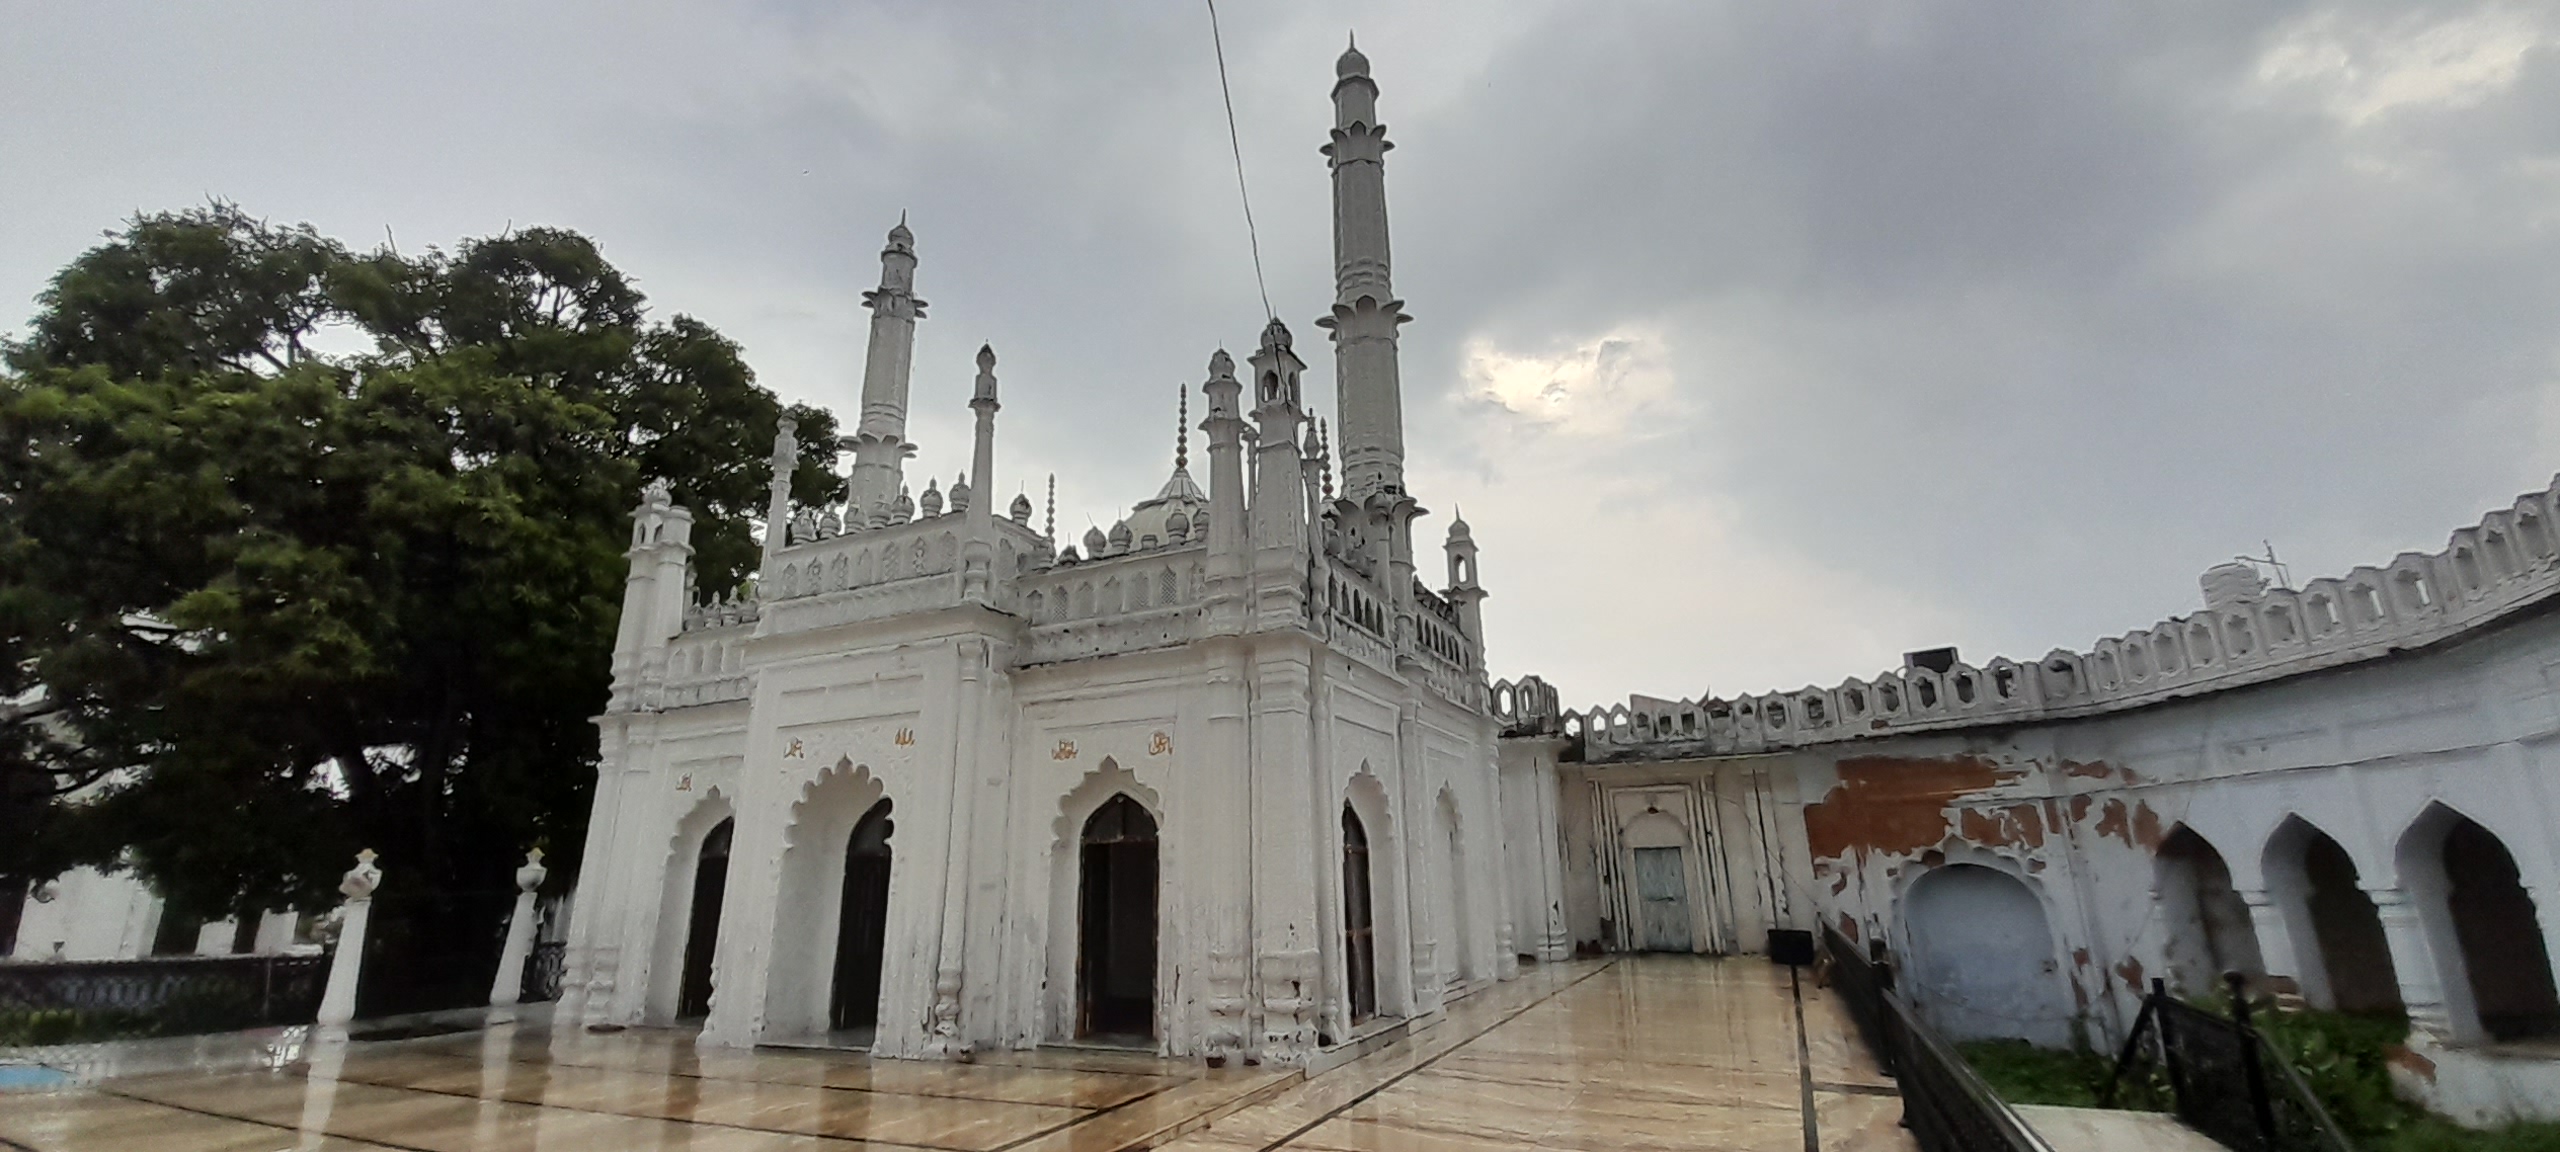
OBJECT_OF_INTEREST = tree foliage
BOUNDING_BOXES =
[0,204,837,918]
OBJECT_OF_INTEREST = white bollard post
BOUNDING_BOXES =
[315,850,382,1028]
[488,848,548,1011]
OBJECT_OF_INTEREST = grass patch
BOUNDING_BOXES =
[1957,1039,2116,1108]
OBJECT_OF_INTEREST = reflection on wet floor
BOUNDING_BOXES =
[0,956,1914,1151]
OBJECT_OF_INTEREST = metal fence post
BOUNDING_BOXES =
[2153,977,2192,1122]
[2229,970,2280,1149]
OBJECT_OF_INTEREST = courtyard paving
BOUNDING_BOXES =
[0,955,1911,1151]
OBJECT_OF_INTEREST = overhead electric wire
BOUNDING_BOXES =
[1204,0,1274,321]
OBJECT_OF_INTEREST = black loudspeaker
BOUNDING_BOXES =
[1767,929,1815,967]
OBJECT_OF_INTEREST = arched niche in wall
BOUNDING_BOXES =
[2155,825,2265,996]
[1900,862,2071,1048]
[1045,758,1166,1046]
[1618,806,1696,954]
[649,790,735,1024]
[2396,803,2560,1044]
[2262,815,2401,1016]
[764,759,889,1044]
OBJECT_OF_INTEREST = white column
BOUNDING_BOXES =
[315,850,382,1028]
[2369,885,2456,1039]
[2236,887,2302,998]
[489,848,550,1011]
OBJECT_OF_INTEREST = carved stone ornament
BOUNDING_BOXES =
[339,848,383,901]
[515,847,549,894]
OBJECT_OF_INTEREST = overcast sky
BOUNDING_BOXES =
[6,1,2557,707]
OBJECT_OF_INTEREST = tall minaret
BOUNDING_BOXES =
[846,218,926,518]
[1317,36,1411,501]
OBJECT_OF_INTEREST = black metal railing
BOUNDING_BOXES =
[1825,930,1895,1076]
[520,941,566,1003]
[1822,926,2050,1152]
[2104,974,2352,1152]
[0,953,331,1042]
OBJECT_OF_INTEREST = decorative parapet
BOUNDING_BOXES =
[1497,474,2560,760]
[1016,544,1208,666]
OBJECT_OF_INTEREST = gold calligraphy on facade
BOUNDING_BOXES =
[1148,730,1173,756]
[1052,740,1077,761]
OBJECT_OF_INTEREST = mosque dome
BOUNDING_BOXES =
[1336,36,1369,78]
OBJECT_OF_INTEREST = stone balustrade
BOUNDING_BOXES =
[1498,473,2560,759]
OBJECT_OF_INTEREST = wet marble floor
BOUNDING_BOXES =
[0,956,1913,1151]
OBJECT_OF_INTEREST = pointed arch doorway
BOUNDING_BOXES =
[677,818,733,1019]
[1077,795,1158,1040]
[1343,804,1379,1023]
[829,798,894,1036]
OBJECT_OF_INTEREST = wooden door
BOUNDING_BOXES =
[1343,805,1378,1022]
[829,799,895,1032]
[677,818,733,1019]
[1632,846,1691,953]
[1077,795,1159,1039]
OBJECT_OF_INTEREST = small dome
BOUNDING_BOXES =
[1167,510,1191,541]
[1009,493,1034,524]
[1336,34,1369,78]
[919,479,944,517]
[1083,526,1108,555]
[886,215,914,248]
[1109,519,1134,551]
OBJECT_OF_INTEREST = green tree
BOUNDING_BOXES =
[0,205,837,952]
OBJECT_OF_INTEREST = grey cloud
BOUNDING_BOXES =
[3,0,2553,703]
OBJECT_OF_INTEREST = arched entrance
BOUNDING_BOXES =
[1621,809,1694,953]
[1441,794,1471,985]
[2268,819,2401,1015]
[677,818,733,1020]
[828,798,894,1034]
[1904,864,2069,1046]
[1343,804,1378,1023]
[2157,826,2264,994]
[2402,808,2560,1042]
[1077,794,1157,1040]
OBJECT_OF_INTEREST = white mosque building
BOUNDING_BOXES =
[558,41,1506,1065]
[551,38,2560,1130]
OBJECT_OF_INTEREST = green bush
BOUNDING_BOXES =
[0,1007,161,1045]
[1958,1039,2116,1108]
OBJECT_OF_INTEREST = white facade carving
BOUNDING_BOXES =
[560,45,1510,1065]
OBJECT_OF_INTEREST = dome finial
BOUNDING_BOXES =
[1175,382,1190,471]
[1337,32,1370,78]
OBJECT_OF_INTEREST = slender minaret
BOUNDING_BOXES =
[845,217,926,517]
[1317,36,1410,501]
[1201,349,1249,622]
[968,344,999,521]
[761,416,797,562]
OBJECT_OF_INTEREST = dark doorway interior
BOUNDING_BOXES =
[2302,830,2402,1015]
[830,798,896,1033]
[1077,794,1158,1040]
[678,817,733,1019]
[2444,817,2560,1041]
[1343,804,1378,1023]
